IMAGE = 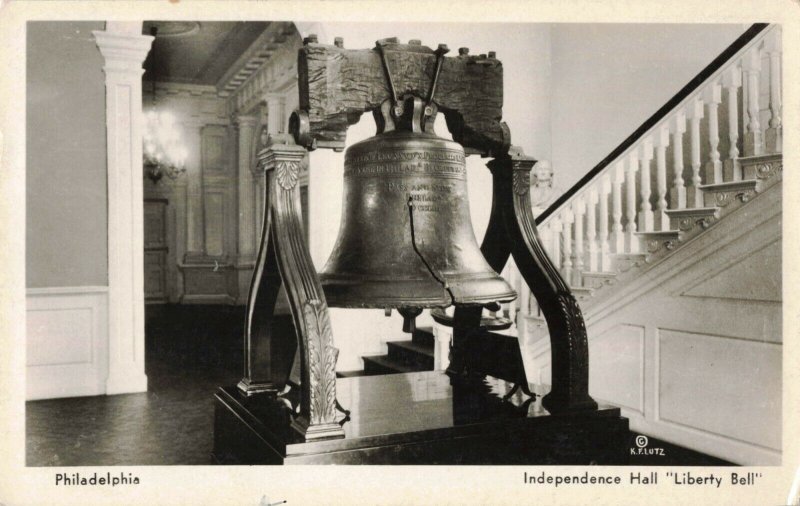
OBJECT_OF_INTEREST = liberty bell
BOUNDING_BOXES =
[319,41,516,322]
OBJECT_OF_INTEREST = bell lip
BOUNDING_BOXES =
[321,273,518,308]
[320,274,452,309]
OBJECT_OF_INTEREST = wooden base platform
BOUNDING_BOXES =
[213,371,628,465]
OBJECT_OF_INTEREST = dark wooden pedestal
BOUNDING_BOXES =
[213,371,628,465]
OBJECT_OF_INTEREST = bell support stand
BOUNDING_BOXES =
[238,133,344,441]
[231,36,598,446]
[450,147,598,414]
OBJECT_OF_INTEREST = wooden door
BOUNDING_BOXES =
[144,199,168,303]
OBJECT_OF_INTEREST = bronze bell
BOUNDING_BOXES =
[319,96,516,311]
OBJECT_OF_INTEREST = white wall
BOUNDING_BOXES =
[27,21,108,288]
[550,23,748,192]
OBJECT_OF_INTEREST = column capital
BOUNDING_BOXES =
[234,114,259,129]
[264,92,285,107]
[93,30,153,73]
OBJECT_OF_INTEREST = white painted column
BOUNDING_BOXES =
[704,83,722,183]
[266,92,285,136]
[670,111,687,209]
[764,28,782,153]
[236,115,259,262]
[183,120,205,259]
[742,46,763,156]
[254,94,286,239]
[93,25,153,394]
[722,66,742,181]
[253,125,268,241]
[686,98,705,208]
[638,137,654,232]
[654,125,669,230]
[235,115,259,302]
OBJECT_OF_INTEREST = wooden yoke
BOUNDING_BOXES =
[291,37,511,156]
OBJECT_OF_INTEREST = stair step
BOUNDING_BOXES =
[570,286,594,300]
[739,153,782,180]
[362,355,422,375]
[609,253,647,273]
[412,326,435,347]
[581,271,618,290]
[699,179,760,208]
[665,207,720,232]
[337,370,368,378]
[636,230,682,254]
[387,340,435,370]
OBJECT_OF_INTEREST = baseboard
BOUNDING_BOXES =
[180,294,238,305]
[105,370,148,395]
[26,286,109,400]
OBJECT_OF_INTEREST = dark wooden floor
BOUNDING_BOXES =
[26,304,733,466]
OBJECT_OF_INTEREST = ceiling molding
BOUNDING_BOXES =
[216,22,299,97]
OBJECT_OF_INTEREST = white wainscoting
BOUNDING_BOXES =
[525,185,782,465]
[26,286,109,400]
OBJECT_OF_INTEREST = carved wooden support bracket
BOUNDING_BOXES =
[240,133,344,441]
[292,39,511,156]
[451,147,598,414]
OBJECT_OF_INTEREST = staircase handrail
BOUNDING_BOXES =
[535,23,771,227]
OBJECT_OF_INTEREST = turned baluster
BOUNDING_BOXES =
[598,174,612,271]
[704,83,722,183]
[764,28,782,153]
[638,137,654,232]
[612,161,625,253]
[586,187,599,272]
[562,208,574,283]
[625,151,639,253]
[654,125,670,230]
[742,45,763,156]
[572,196,586,285]
[687,97,705,208]
[722,65,742,181]
[670,111,687,209]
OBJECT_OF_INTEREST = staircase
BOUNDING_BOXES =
[499,23,783,466]
[338,326,436,377]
